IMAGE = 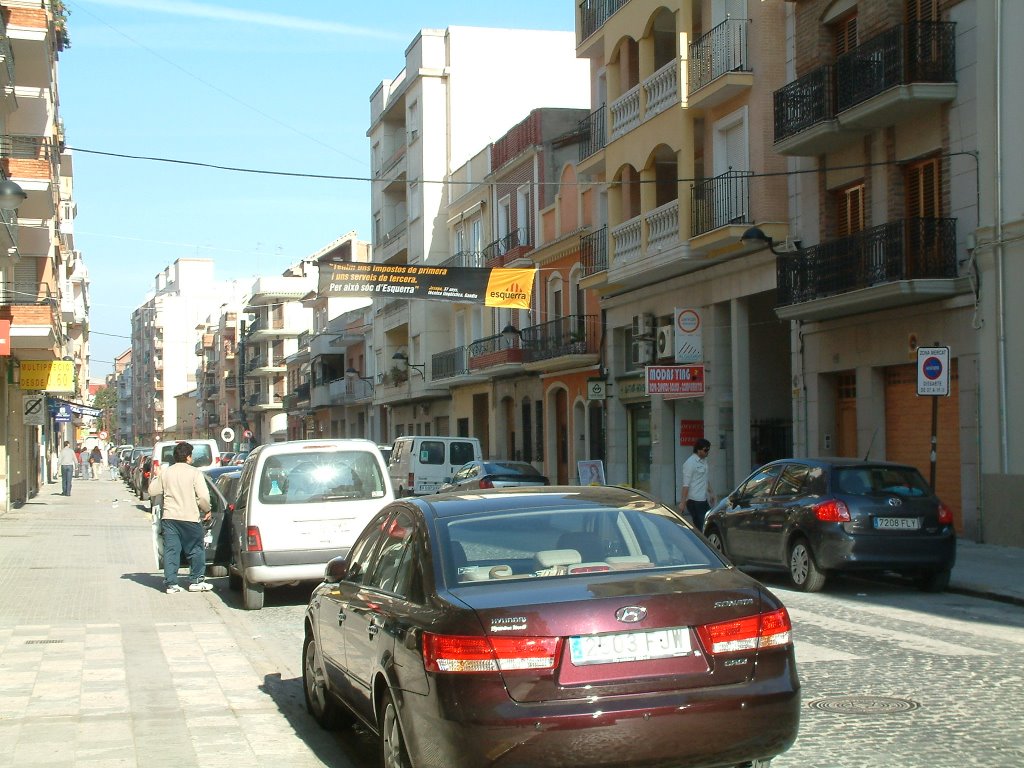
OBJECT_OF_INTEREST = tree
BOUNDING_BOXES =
[92,386,118,436]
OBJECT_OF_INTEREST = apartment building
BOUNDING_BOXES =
[239,262,316,444]
[0,0,79,509]
[113,348,131,445]
[753,0,1013,543]
[368,26,589,441]
[194,307,245,448]
[574,0,790,501]
[437,108,599,481]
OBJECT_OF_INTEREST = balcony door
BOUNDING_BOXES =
[713,107,749,226]
[905,156,942,277]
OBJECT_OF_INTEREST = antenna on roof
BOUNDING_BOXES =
[863,426,879,461]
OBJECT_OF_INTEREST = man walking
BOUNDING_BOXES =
[148,442,213,594]
[59,441,76,496]
[678,438,715,532]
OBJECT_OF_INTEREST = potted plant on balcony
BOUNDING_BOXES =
[386,366,408,385]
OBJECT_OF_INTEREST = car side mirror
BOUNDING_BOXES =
[443,476,452,483]
[323,555,349,584]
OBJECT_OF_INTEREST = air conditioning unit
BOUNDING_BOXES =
[631,340,654,366]
[631,313,655,338]
[656,325,674,359]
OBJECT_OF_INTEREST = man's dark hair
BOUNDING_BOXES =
[173,441,193,463]
[693,438,712,453]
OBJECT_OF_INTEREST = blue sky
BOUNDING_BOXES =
[59,1,576,377]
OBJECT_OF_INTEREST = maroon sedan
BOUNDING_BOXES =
[303,486,799,768]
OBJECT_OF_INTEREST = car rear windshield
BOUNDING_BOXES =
[833,465,931,497]
[161,444,214,468]
[482,461,540,476]
[441,501,721,585]
[258,450,386,504]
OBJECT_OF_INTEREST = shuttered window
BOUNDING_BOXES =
[833,12,858,58]
[906,157,941,218]
[906,0,939,23]
[836,183,865,237]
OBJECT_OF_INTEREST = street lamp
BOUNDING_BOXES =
[0,179,27,211]
[345,366,375,391]
[501,323,521,345]
[741,226,789,255]
[391,351,425,378]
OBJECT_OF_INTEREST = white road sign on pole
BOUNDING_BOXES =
[917,346,950,396]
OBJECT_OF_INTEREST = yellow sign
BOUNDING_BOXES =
[483,268,535,309]
[20,360,75,392]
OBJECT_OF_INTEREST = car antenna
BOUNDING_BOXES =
[863,427,879,461]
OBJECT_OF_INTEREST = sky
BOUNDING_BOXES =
[58,0,576,377]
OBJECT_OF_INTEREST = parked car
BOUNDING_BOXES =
[126,447,152,490]
[213,470,242,512]
[151,470,232,577]
[437,460,548,493]
[220,451,236,465]
[230,451,250,466]
[229,439,394,610]
[152,439,222,475]
[302,486,799,768]
[387,435,482,496]
[703,458,957,592]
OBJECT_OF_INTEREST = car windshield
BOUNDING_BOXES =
[258,450,386,504]
[441,500,721,585]
[833,465,931,497]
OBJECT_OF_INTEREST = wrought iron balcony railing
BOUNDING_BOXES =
[774,65,836,143]
[578,105,607,161]
[776,217,957,306]
[468,332,523,369]
[440,250,485,269]
[432,345,469,381]
[0,282,55,306]
[578,0,627,42]
[521,315,599,363]
[482,227,531,265]
[688,17,750,94]
[691,170,752,237]
[581,226,608,276]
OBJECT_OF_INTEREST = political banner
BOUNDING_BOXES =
[318,262,535,309]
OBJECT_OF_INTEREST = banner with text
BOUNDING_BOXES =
[319,262,535,309]
[645,365,705,398]
[20,360,75,392]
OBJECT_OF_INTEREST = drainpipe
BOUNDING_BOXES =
[994,0,1008,474]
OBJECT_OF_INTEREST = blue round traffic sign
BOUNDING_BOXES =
[922,356,943,380]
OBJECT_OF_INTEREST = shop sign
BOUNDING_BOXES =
[646,365,705,397]
[20,360,75,392]
[679,419,705,446]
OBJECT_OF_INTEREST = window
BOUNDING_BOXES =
[836,182,865,237]
[344,511,391,586]
[832,11,858,58]
[905,156,941,218]
[739,465,783,502]
[449,441,477,466]
[419,441,445,465]
[367,510,423,601]
[906,0,939,22]
[774,464,810,497]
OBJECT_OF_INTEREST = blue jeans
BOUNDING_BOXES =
[61,465,73,495]
[162,519,207,587]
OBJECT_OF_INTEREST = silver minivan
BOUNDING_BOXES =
[228,439,393,610]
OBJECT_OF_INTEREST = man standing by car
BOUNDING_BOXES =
[679,438,715,531]
[59,441,77,496]
[148,442,213,594]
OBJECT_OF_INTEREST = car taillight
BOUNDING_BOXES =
[937,501,954,526]
[246,526,263,552]
[422,633,562,673]
[814,498,850,522]
[478,478,494,489]
[696,607,792,655]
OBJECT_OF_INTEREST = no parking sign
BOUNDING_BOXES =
[917,346,950,396]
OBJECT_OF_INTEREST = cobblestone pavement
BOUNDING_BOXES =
[2,477,1023,767]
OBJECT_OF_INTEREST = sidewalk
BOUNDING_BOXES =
[0,474,349,768]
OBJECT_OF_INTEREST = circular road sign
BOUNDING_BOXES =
[99,430,108,440]
[243,429,253,439]
[922,356,943,380]
[220,427,235,443]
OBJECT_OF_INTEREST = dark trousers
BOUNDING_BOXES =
[162,519,207,587]
[61,465,73,496]
[686,499,711,532]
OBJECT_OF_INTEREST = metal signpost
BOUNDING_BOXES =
[917,346,950,488]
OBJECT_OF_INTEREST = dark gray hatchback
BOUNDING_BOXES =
[703,458,956,592]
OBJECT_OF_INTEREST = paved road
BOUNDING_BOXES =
[2,477,1022,767]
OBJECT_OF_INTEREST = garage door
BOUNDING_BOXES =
[884,361,962,530]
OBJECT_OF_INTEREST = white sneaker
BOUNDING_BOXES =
[188,581,213,592]
[166,584,184,594]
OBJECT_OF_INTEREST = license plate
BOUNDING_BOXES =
[874,517,921,530]
[569,627,692,666]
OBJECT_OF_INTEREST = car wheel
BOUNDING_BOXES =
[379,689,410,768]
[241,571,264,610]
[789,539,826,592]
[303,635,346,729]
[915,568,951,593]
[206,565,228,577]
[705,527,725,555]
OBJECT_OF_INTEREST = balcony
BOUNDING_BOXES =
[376,218,408,264]
[483,227,532,267]
[642,58,679,121]
[688,18,752,110]
[578,0,628,45]
[689,170,752,255]
[776,218,965,321]
[250,391,284,411]
[609,84,640,141]
[328,377,373,405]
[1,136,59,221]
[440,250,485,269]
[0,282,61,352]
[580,226,608,278]
[247,315,303,340]
[774,23,956,156]
[522,315,601,372]
[577,105,606,163]
[468,332,524,373]
[247,354,286,376]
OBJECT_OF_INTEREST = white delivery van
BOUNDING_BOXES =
[152,439,222,472]
[228,439,393,610]
[388,435,483,496]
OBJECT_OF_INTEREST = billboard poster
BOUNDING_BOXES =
[20,360,75,392]
[318,262,535,309]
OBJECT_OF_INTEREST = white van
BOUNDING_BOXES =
[228,439,393,610]
[152,439,222,473]
[388,435,483,496]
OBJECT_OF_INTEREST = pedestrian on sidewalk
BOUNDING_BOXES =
[148,441,213,594]
[58,441,76,496]
[89,446,103,480]
[678,438,715,531]
[107,447,120,480]
[74,445,83,479]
